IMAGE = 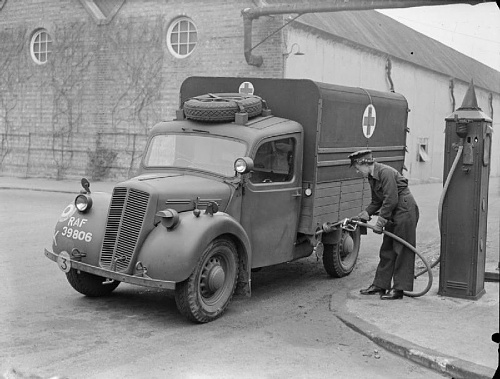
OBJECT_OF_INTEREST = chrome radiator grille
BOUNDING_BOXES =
[100,187,150,272]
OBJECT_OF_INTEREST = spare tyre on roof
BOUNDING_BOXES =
[183,93,263,122]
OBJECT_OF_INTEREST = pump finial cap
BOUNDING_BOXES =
[458,80,480,111]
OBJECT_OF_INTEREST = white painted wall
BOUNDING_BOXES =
[284,29,499,182]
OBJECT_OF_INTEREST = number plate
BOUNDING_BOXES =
[57,251,71,273]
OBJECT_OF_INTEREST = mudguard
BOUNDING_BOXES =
[136,210,252,284]
[52,192,111,266]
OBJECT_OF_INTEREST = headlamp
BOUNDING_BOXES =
[75,194,93,213]
[234,157,254,174]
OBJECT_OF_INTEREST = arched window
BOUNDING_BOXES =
[30,29,53,65]
[167,17,197,58]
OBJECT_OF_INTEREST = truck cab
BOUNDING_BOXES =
[45,77,409,323]
[142,112,305,268]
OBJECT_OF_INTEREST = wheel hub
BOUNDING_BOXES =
[201,257,226,296]
[208,265,225,292]
[340,233,354,257]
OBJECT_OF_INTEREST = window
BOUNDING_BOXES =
[251,137,295,184]
[30,29,52,65]
[417,138,430,162]
[167,17,197,58]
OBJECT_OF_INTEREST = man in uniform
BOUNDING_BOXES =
[348,150,419,300]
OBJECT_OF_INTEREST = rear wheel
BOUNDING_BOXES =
[323,228,360,278]
[66,269,120,297]
[175,238,239,323]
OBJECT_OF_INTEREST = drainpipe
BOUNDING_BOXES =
[488,93,494,120]
[385,57,395,92]
[243,13,264,67]
[242,0,491,67]
[450,79,456,111]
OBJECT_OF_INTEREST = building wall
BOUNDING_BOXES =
[1,2,498,182]
[285,27,499,182]
[0,0,283,180]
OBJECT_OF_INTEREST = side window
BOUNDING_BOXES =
[251,137,295,184]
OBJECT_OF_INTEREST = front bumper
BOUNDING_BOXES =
[44,248,176,290]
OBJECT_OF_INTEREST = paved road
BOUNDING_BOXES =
[0,189,447,379]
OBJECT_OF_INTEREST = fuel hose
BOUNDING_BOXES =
[414,144,464,279]
[355,221,433,297]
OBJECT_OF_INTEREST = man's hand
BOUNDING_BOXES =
[357,210,370,222]
[373,216,387,234]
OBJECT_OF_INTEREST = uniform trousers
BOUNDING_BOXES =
[372,193,419,292]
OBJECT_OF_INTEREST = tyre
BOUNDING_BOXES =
[66,269,120,297]
[323,228,360,278]
[175,238,239,323]
[183,93,262,122]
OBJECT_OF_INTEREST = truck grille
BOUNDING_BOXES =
[100,187,150,272]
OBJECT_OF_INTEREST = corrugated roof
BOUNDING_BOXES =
[288,10,500,94]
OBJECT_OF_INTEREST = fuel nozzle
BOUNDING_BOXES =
[321,217,362,234]
[346,217,369,235]
[340,218,358,232]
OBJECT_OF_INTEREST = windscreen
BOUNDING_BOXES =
[144,134,247,177]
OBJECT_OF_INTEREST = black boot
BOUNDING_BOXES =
[380,289,404,300]
[360,284,386,295]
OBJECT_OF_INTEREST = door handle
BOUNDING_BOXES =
[292,189,302,198]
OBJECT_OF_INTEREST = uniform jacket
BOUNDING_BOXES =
[365,162,411,220]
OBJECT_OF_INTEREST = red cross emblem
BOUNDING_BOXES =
[239,81,254,95]
[362,104,376,138]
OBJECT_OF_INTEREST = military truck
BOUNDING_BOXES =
[45,77,409,323]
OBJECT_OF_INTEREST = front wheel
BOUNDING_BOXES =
[66,269,120,297]
[175,238,239,323]
[323,228,360,278]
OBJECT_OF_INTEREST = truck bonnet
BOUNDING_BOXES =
[122,173,233,214]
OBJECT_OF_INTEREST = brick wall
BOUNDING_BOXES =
[0,0,285,180]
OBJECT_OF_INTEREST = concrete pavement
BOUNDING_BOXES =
[1,175,499,379]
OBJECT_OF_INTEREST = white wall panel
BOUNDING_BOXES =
[285,29,499,182]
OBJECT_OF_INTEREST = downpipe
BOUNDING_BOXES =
[242,13,263,67]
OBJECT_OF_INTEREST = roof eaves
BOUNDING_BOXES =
[291,12,500,94]
[294,20,499,95]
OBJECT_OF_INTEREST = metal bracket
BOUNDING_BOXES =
[110,256,125,272]
[135,261,151,279]
[71,248,87,261]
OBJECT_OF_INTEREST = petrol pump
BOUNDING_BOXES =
[439,81,493,300]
